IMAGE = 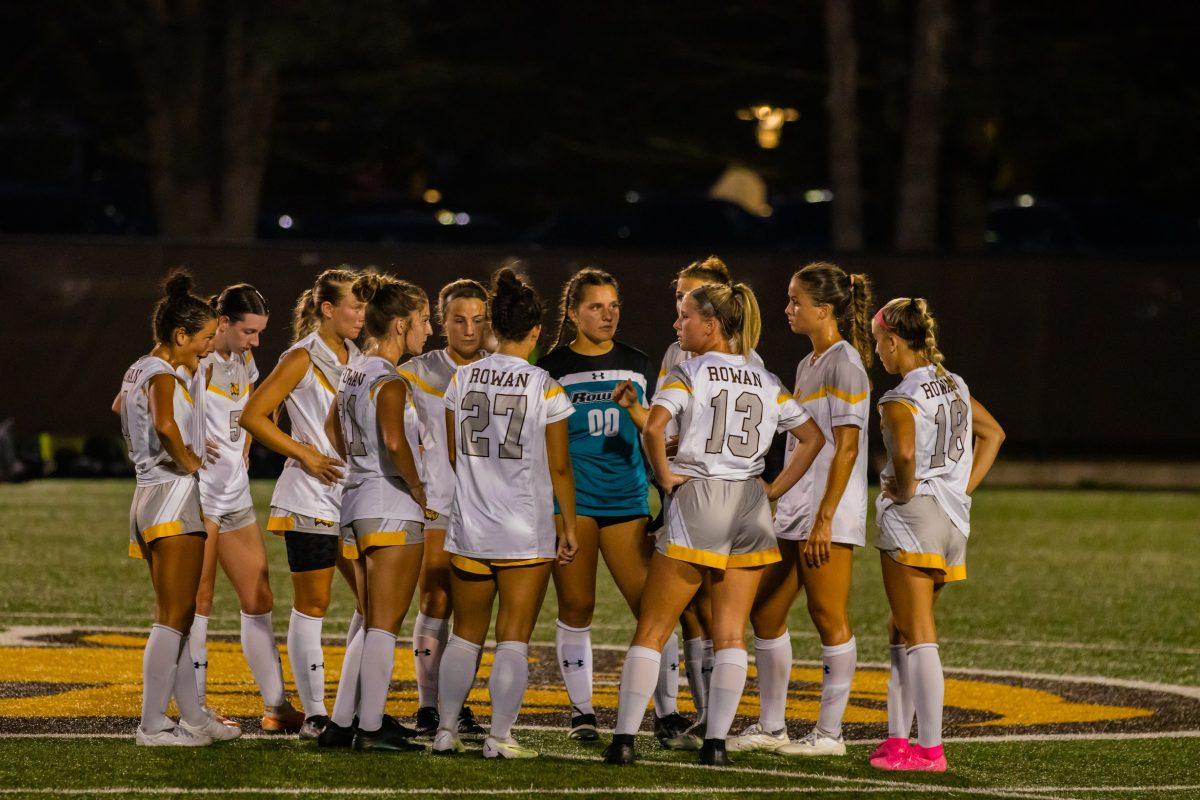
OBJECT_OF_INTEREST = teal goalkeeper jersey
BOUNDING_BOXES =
[536,341,653,518]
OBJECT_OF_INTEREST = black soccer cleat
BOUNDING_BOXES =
[654,711,692,743]
[568,712,599,742]
[316,718,355,748]
[352,716,425,752]
[602,733,636,765]
[457,706,488,739]
[414,706,439,737]
[699,737,730,766]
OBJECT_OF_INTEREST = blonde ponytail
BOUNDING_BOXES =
[690,281,761,358]
[291,289,318,341]
[292,267,360,342]
[732,282,761,358]
[880,296,947,377]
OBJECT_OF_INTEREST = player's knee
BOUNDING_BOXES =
[710,636,744,652]
[556,592,595,627]
[807,602,850,643]
[293,591,330,618]
[243,584,274,616]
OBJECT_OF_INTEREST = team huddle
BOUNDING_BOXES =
[116,256,1005,772]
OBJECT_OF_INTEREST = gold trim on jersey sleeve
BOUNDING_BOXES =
[660,380,691,394]
[544,385,565,400]
[879,397,920,415]
[313,367,337,395]
[798,384,868,405]
[776,391,794,404]
[399,369,445,398]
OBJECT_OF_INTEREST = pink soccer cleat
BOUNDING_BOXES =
[869,737,909,762]
[909,744,948,772]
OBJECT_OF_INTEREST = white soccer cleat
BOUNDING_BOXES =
[483,734,538,759]
[777,728,846,757]
[135,724,212,747]
[431,729,465,755]
[180,709,242,742]
[725,722,789,753]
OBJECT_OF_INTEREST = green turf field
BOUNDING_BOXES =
[1,479,1197,798]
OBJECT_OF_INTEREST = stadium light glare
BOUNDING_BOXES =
[278,215,294,229]
[1017,194,1035,208]
[436,209,455,225]
[423,189,442,204]
[737,105,800,149]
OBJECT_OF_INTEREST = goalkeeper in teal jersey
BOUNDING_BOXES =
[536,268,692,746]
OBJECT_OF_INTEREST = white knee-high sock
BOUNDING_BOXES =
[436,634,481,734]
[346,610,364,648]
[753,631,792,732]
[240,611,285,709]
[489,641,529,739]
[614,645,661,736]
[653,633,680,718]
[887,643,915,740]
[330,627,365,727]
[287,609,326,718]
[357,628,397,732]
[174,634,209,726]
[141,624,183,733]
[705,648,748,741]
[816,636,857,738]
[702,639,715,694]
[555,620,593,716]
[414,613,448,709]
[188,614,209,707]
[683,637,707,719]
[907,643,944,749]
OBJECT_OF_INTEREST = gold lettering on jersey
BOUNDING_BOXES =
[920,375,959,399]
[706,366,764,387]
[467,368,530,389]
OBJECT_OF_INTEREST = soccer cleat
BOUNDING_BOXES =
[431,729,466,755]
[203,706,240,728]
[660,721,703,751]
[653,711,692,743]
[299,714,329,739]
[725,722,789,753]
[457,706,488,739]
[135,724,212,747]
[869,737,910,763]
[777,729,847,757]
[909,744,948,772]
[414,706,439,737]
[483,735,538,759]
[353,716,425,752]
[568,712,600,742]
[180,710,242,742]
[316,718,356,748]
[698,737,729,766]
[261,698,306,734]
[602,733,636,765]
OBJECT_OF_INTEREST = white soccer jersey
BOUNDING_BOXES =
[773,341,871,545]
[119,355,196,487]
[399,348,474,518]
[336,354,425,524]
[656,341,764,440]
[443,353,575,559]
[196,350,258,513]
[269,332,360,522]
[877,365,974,536]
[653,351,809,481]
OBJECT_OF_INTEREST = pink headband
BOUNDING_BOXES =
[872,307,892,331]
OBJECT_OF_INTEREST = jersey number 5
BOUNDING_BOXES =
[460,391,527,459]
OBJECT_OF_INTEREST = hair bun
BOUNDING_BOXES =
[492,267,523,293]
[163,268,194,298]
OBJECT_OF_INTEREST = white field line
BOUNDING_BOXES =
[0,788,1094,800]
[2,625,1198,701]
[7,617,1199,657]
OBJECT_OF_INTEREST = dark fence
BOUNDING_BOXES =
[2,237,1196,457]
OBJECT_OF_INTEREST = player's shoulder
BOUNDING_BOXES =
[611,340,651,363]
[534,345,576,374]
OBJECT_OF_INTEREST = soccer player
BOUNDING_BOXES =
[400,278,491,739]
[188,284,304,733]
[729,262,873,757]
[319,274,431,752]
[117,269,239,746]
[538,267,656,743]
[868,297,1004,772]
[240,268,363,737]
[604,281,824,767]
[433,267,578,759]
